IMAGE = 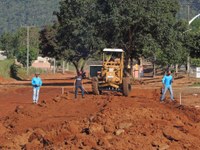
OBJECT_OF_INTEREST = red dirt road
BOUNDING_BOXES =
[0,74,200,149]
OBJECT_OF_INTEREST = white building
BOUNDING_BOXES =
[31,56,51,70]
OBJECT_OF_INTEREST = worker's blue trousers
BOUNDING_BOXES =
[161,85,174,101]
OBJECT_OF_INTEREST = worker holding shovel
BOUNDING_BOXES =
[74,71,85,99]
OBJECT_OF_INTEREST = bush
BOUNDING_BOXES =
[10,63,21,80]
[191,58,200,67]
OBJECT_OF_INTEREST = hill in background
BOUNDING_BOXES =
[0,0,60,35]
[0,0,200,35]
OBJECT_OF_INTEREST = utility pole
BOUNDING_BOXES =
[22,25,35,75]
[26,26,30,75]
[187,4,190,74]
[187,4,190,22]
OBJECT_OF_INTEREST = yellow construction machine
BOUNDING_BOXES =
[92,48,131,96]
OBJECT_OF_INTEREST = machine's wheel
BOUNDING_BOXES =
[122,77,131,96]
[99,90,102,95]
[92,77,99,95]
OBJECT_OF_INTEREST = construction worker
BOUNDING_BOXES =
[31,72,42,104]
[139,65,144,78]
[160,70,174,102]
[74,71,84,99]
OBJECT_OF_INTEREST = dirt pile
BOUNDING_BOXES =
[0,76,4,82]
[0,89,200,149]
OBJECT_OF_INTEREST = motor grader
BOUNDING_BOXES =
[92,48,131,96]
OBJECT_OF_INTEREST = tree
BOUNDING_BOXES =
[0,27,39,67]
[39,24,59,59]
[15,27,39,66]
[95,0,142,69]
[184,32,200,58]
[0,32,18,59]
[96,0,183,74]
[39,0,197,75]
[53,0,104,73]
[16,47,37,66]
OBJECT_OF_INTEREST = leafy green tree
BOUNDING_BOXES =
[96,0,184,72]
[16,47,37,66]
[15,27,39,66]
[54,0,104,73]
[0,27,39,67]
[39,24,60,59]
[1,0,200,36]
[38,0,198,75]
[191,58,200,66]
[190,19,200,33]
[95,0,141,68]
[184,32,200,58]
[188,20,200,58]
[0,32,18,59]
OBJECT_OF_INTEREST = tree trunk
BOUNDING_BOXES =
[187,55,190,74]
[62,60,65,74]
[124,51,130,72]
[80,59,87,71]
[72,62,79,75]
[130,57,133,77]
[124,28,133,76]
[153,62,156,77]
[72,59,88,75]
[175,64,178,74]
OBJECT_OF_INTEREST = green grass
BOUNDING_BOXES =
[17,67,49,80]
[0,60,78,80]
[0,59,14,78]
[193,82,200,86]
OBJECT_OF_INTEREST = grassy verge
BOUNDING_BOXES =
[0,60,76,80]
[193,82,200,86]
[0,59,14,78]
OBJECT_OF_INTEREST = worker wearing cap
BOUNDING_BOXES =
[160,70,174,102]
[74,71,84,99]
[31,72,42,104]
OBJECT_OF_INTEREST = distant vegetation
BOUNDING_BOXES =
[0,0,200,35]
[178,0,200,20]
[0,0,60,35]
[0,0,200,77]
[0,59,14,78]
[39,0,200,74]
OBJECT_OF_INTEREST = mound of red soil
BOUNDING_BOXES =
[40,71,76,79]
[0,76,17,84]
[0,76,6,82]
[0,89,200,149]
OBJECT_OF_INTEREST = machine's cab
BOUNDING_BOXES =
[101,48,124,85]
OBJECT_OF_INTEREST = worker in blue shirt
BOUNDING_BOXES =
[31,72,42,104]
[160,70,174,102]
